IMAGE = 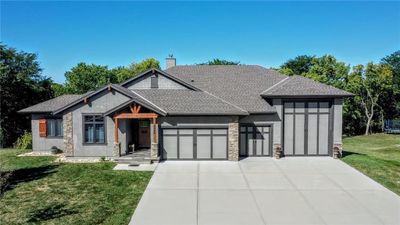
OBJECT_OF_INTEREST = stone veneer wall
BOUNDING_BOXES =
[228,117,239,161]
[63,112,74,156]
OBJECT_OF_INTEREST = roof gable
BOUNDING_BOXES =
[120,68,201,91]
[52,84,167,116]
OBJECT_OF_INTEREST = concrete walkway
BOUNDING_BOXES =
[130,157,400,225]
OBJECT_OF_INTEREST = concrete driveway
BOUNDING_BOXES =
[130,157,400,225]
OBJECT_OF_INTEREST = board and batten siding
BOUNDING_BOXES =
[126,74,187,90]
[32,114,64,151]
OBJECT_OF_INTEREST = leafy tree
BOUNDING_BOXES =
[346,63,393,135]
[381,51,400,119]
[279,55,315,76]
[112,58,160,83]
[62,63,116,94]
[0,44,54,147]
[199,59,240,65]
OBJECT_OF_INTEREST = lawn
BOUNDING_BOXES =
[342,133,400,195]
[0,149,153,225]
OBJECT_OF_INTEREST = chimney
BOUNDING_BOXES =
[166,54,176,69]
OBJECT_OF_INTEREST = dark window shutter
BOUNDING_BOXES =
[151,76,158,89]
[39,119,47,137]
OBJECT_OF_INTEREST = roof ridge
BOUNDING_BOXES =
[261,76,290,95]
[130,89,168,115]
[200,90,249,114]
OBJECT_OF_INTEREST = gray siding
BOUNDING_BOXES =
[158,116,234,128]
[32,114,64,151]
[333,98,343,145]
[127,74,187,90]
[68,90,130,157]
[239,114,282,146]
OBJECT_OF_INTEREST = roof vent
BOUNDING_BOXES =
[166,54,176,69]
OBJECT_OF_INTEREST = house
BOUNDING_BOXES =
[19,57,353,161]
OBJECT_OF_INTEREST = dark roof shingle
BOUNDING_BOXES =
[18,95,84,113]
[166,65,286,113]
[261,75,354,97]
[134,89,248,115]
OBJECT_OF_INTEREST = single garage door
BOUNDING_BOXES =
[283,101,332,156]
[240,125,272,157]
[161,128,228,160]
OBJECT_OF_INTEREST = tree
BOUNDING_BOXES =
[0,44,54,147]
[279,55,315,76]
[62,63,116,94]
[199,59,240,65]
[280,55,350,88]
[112,58,160,83]
[347,63,393,135]
[381,51,400,119]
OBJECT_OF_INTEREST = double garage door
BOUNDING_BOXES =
[161,128,228,160]
[283,101,332,156]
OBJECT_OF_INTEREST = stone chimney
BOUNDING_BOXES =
[166,54,176,69]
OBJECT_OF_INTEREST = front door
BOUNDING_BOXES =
[138,120,150,148]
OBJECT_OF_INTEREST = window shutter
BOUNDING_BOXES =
[39,119,47,137]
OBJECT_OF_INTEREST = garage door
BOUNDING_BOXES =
[240,126,272,157]
[283,101,331,156]
[161,128,228,160]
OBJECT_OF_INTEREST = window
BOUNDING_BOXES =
[84,115,105,144]
[46,119,63,137]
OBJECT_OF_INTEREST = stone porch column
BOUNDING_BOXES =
[150,117,160,161]
[63,112,74,156]
[228,116,239,161]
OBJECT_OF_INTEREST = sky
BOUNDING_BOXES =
[1,1,400,83]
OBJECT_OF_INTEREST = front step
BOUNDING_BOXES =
[114,157,152,165]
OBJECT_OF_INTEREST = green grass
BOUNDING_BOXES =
[0,149,153,225]
[342,133,400,195]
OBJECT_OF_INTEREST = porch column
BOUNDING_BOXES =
[150,117,159,161]
[113,118,120,157]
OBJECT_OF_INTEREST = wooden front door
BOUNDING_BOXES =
[138,120,150,148]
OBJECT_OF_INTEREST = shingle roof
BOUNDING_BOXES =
[18,94,84,113]
[260,75,354,97]
[165,65,286,113]
[134,89,248,115]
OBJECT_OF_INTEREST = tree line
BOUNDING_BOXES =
[1,43,398,147]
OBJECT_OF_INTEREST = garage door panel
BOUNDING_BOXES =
[295,114,305,155]
[307,114,318,155]
[197,136,211,159]
[179,136,194,159]
[163,136,178,159]
[213,136,227,159]
[284,114,294,155]
[319,114,329,155]
[240,132,246,156]
[263,133,270,156]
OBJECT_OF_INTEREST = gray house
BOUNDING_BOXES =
[19,57,353,161]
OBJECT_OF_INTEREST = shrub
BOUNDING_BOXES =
[100,156,106,161]
[0,170,12,195]
[13,131,32,150]
[50,146,63,154]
